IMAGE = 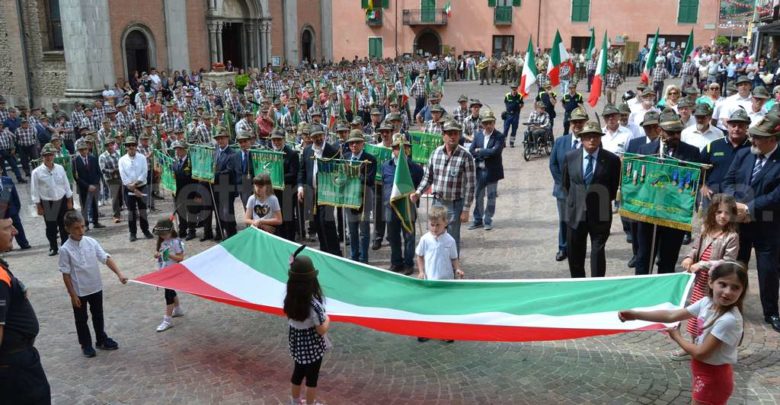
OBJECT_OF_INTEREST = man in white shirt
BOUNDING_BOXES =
[118,136,153,241]
[629,89,659,128]
[618,103,644,140]
[677,99,697,129]
[30,143,73,255]
[748,86,770,127]
[600,105,632,155]
[682,104,725,151]
[718,75,753,128]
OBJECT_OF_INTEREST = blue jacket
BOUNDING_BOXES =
[626,136,649,155]
[381,156,424,205]
[549,133,574,199]
[469,129,505,183]
[73,154,101,189]
[0,176,22,218]
[723,147,780,232]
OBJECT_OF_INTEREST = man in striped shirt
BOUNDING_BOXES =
[14,119,39,177]
[0,121,25,182]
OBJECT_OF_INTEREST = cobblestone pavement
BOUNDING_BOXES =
[8,78,780,404]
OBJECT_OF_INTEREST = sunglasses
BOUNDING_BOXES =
[668,91,680,95]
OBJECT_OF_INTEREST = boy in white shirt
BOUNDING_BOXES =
[59,211,127,358]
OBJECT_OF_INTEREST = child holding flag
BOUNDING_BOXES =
[415,206,464,343]
[619,262,747,405]
[153,218,185,332]
[284,246,331,405]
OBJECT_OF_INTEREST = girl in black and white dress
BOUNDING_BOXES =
[284,249,331,405]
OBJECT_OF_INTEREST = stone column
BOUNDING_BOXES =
[216,21,224,63]
[209,22,219,65]
[61,0,115,98]
[283,0,298,65]
[247,23,257,69]
[260,19,271,68]
[164,0,190,70]
[320,0,333,62]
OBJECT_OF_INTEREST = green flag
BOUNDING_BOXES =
[364,144,393,181]
[155,150,177,193]
[249,149,285,190]
[409,130,444,164]
[682,29,695,61]
[190,145,215,183]
[586,28,595,60]
[316,158,365,209]
[390,154,416,233]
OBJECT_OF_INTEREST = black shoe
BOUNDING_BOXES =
[185,233,197,241]
[403,266,415,276]
[389,265,405,273]
[143,231,154,239]
[82,346,96,358]
[371,240,382,250]
[153,194,164,200]
[200,235,212,242]
[766,315,780,333]
[682,234,692,245]
[626,233,633,244]
[93,223,106,229]
[509,143,515,148]
[627,256,637,268]
[96,338,119,350]
[417,337,429,342]
[18,244,31,250]
[443,340,455,343]
[48,249,58,256]
[129,235,138,242]
[555,251,567,262]
[17,179,27,184]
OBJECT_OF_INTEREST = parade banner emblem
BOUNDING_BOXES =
[618,153,705,232]
[409,131,443,164]
[316,158,364,209]
[190,145,215,183]
[154,150,177,193]
[250,149,285,190]
[134,228,694,342]
[364,143,393,181]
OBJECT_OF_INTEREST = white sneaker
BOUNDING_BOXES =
[172,306,185,317]
[156,320,173,332]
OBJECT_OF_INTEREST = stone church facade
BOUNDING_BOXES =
[0,0,332,107]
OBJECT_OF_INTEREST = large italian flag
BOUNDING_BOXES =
[519,38,537,98]
[133,228,693,342]
[588,31,608,107]
[641,28,660,85]
[547,30,571,87]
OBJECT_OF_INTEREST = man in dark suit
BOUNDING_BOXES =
[343,130,377,263]
[562,121,621,278]
[171,141,197,240]
[297,127,342,256]
[235,130,255,209]
[270,129,300,241]
[73,139,105,230]
[723,116,780,332]
[634,110,703,275]
[212,128,240,240]
[468,110,504,231]
[549,107,588,261]
[0,175,30,249]
[623,110,661,268]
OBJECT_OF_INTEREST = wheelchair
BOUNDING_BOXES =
[521,124,554,161]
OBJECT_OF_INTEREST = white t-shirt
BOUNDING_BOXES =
[58,236,110,297]
[601,126,632,155]
[246,194,281,221]
[686,297,743,365]
[681,125,724,151]
[415,231,458,280]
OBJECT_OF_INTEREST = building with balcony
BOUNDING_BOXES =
[332,0,719,61]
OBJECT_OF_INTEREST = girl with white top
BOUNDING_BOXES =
[244,173,282,233]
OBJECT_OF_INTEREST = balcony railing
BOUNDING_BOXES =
[494,6,512,25]
[402,8,448,26]
[366,9,383,26]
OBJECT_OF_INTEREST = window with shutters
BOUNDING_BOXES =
[42,0,64,51]
[571,0,589,22]
[678,0,698,23]
[368,37,383,60]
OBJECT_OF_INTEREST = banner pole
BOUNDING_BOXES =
[208,182,223,238]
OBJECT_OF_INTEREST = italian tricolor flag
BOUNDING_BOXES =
[133,228,693,342]
[520,38,537,98]
[390,153,416,233]
[547,30,571,87]
[641,28,660,85]
[588,31,608,107]
[444,1,452,17]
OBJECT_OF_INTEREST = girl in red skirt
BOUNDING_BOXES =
[674,194,739,360]
[619,262,747,405]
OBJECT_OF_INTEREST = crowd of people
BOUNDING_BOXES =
[0,42,779,404]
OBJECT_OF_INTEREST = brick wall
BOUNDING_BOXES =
[108,0,168,81]
[187,0,210,72]
[297,0,322,62]
[269,0,284,64]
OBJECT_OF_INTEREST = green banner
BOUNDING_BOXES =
[364,143,393,182]
[316,158,365,209]
[250,149,285,190]
[56,156,74,184]
[409,130,443,164]
[190,145,215,183]
[154,150,176,193]
[618,153,705,232]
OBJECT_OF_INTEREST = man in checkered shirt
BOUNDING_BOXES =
[92,100,106,124]
[192,116,213,144]
[650,59,670,100]
[0,97,9,123]
[605,66,623,105]
[98,138,122,222]
[159,103,178,133]
[0,120,25,182]
[462,99,483,143]
[410,119,475,254]
[71,102,86,127]
[128,111,146,138]
[423,104,445,135]
[586,55,598,92]
[54,113,75,154]
[14,118,38,176]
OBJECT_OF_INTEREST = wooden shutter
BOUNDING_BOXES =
[362,0,368,9]
[512,0,521,6]
[382,0,389,8]
[678,0,698,23]
[488,0,497,7]
[572,0,589,22]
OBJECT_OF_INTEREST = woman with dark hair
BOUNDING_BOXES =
[283,249,330,405]
[129,70,140,92]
